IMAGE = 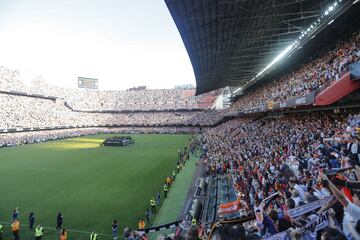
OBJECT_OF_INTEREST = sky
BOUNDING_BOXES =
[0,0,196,90]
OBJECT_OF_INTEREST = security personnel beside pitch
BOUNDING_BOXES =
[56,213,63,231]
[138,219,145,229]
[172,169,176,181]
[11,218,20,240]
[111,220,118,240]
[163,183,169,198]
[35,224,45,240]
[191,218,197,226]
[29,212,35,230]
[145,208,150,223]
[60,229,67,240]
[166,176,172,186]
[0,224,3,240]
[156,191,161,206]
[89,231,98,240]
[150,197,156,213]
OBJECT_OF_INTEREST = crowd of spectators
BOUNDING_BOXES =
[2,29,360,240]
[0,127,202,147]
[201,111,360,239]
[0,91,223,130]
[0,66,206,111]
[231,31,360,112]
[0,65,223,148]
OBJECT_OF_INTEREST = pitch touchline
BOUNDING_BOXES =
[0,221,112,236]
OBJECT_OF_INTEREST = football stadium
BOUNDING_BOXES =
[1,0,360,240]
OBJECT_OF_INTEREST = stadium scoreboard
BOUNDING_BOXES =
[78,77,98,89]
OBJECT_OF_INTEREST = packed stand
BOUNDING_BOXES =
[0,127,201,147]
[0,67,207,111]
[201,111,360,239]
[231,32,360,112]
[0,91,220,129]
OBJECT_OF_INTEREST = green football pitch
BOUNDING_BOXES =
[0,134,191,240]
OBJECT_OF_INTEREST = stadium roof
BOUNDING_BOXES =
[165,0,357,95]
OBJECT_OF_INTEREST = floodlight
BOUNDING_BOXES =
[255,44,293,78]
[233,87,242,94]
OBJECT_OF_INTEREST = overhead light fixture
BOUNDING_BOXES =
[233,87,242,94]
[255,44,293,78]
[247,0,346,89]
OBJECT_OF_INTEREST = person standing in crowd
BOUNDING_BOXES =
[163,182,169,198]
[60,229,67,240]
[156,191,161,206]
[11,218,20,240]
[112,219,118,240]
[89,231,98,240]
[138,219,145,229]
[150,197,156,213]
[29,212,35,230]
[56,213,63,231]
[321,173,360,239]
[0,224,3,240]
[321,228,347,240]
[34,224,45,240]
[347,137,360,162]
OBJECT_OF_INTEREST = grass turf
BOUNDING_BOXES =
[149,153,199,240]
[0,134,191,240]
